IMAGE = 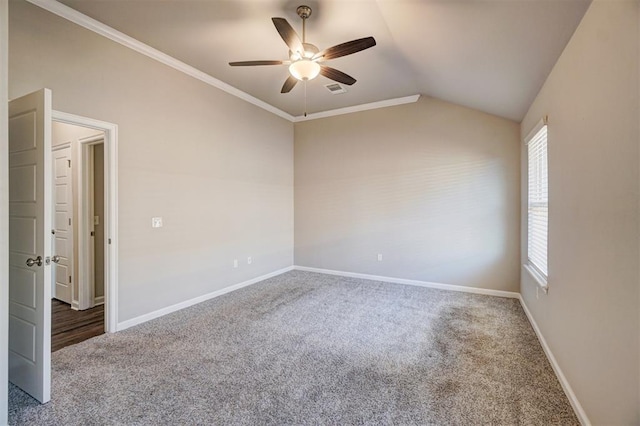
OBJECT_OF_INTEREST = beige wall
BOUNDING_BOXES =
[10,1,294,322]
[295,97,521,292]
[52,121,104,308]
[9,2,638,424]
[520,1,639,423]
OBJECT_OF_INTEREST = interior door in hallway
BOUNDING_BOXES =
[52,146,72,304]
[8,88,53,403]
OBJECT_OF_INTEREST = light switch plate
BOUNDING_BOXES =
[152,217,163,228]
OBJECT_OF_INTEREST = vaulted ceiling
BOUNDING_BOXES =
[56,0,591,121]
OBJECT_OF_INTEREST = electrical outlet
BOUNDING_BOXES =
[247,256,252,265]
[377,253,383,261]
[233,259,238,268]
[151,217,163,228]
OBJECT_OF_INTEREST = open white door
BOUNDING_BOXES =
[8,89,52,403]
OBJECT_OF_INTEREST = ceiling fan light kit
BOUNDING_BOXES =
[229,4,377,111]
[289,59,320,81]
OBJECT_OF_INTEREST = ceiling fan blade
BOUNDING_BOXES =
[272,18,304,56]
[229,60,283,66]
[319,66,357,85]
[281,75,298,93]
[313,37,377,61]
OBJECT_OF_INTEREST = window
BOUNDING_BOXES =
[526,120,548,285]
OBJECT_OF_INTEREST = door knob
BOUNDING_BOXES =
[51,255,61,264]
[26,256,43,267]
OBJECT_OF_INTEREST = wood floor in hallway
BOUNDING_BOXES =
[52,299,104,352]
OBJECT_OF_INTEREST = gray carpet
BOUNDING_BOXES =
[9,270,578,425]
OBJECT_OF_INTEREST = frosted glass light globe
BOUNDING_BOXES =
[289,59,321,81]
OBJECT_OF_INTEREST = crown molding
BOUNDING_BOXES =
[25,0,295,122]
[26,0,420,124]
[293,95,421,122]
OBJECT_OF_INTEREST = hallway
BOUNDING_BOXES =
[52,300,104,352]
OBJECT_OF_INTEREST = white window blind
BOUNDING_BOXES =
[527,124,548,278]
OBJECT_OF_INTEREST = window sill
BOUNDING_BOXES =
[523,264,548,294]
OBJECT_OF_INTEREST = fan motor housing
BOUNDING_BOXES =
[302,43,319,57]
[290,43,318,61]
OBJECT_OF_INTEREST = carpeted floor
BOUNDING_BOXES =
[9,270,578,425]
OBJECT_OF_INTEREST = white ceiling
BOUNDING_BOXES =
[56,0,591,121]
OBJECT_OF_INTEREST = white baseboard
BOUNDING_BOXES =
[116,266,294,331]
[296,265,587,423]
[94,296,105,306]
[518,296,590,426]
[112,263,586,425]
[293,265,520,299]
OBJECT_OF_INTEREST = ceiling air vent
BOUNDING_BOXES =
[325,83,347,95]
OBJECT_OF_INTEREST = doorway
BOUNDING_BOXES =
[50,121,108,351]
[51,111,118,337]
[8,89,118,404]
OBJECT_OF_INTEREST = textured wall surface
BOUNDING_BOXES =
[10,1,294,323]
[520,1,639,423]
[295,97,521,292]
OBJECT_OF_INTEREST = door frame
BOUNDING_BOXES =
[78,136,103,310]
[51,110,118,333]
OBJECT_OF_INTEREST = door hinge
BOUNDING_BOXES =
[108,238,111,244]
[68,159,71,168]
[69,218,71,226]
[69,276,72,284]
[91,231,95,237]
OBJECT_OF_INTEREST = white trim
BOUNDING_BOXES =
[77,135,103,310]
[293,266,520,299]
[523,263,548,293]
[293,95,421,122]
[26,0,295,122]
[117,266,294,331]
[87,142,96,308]
[51,142,72,150]
[524,115,548,145]
[89,260,588,425]
[51,111,118,333]
[296,265,586,423]
[519,296,591,426]
[94,295,104,306]
[25,0,422,124]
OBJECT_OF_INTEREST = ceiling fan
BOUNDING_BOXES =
[229,5,376,95]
